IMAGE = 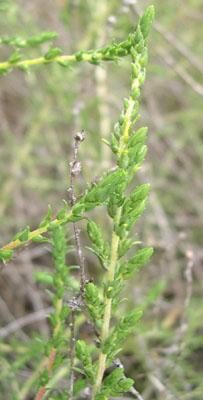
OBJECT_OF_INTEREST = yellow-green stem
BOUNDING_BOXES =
[0,50,116,73]
[92,207,121,399]
[0,211,72,252]
[92,70,139,397]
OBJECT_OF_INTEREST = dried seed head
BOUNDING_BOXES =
[75,130,86,142]
[69,160,81,175]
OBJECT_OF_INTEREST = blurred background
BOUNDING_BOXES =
[0,0,202,399]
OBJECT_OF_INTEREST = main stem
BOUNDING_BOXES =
[92,208,121,399]
[92,87,137,399]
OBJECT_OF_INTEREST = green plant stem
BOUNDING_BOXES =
[0,44,127,73]
[92,207,121,399]
[0,212,71,252]
[0,55,74,70]
[92,48,142,398]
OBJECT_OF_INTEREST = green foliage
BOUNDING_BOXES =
[0,15,156,76]
[119,247,154,279]
[0,31,58,48]
[85,282,104,328]
[102,310,143,359]
[75,340,95,384]
[0,0,202,398]
[39,205,52,228]
[0,5,155,400]
[35,225,71,395]
[96,368,134,399]
[0,249,13,263]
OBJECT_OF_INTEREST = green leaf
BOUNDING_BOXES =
[99,168,126,188]
[101,138,111,147]
[73,378,87,396]
[60,305,70,320]
[88,55,102,66]
[117,310,143,331]
[85,282,100,306]
[120,247,153,279]
[95,395,108,400]
[56,199,68,220]
[18,226,30,242]
[12,230,23,241]
[34,271,53,285]
[18,63,29,72]
[131,63,140,79]
[0,249,13,263]
[57,59,71,68]
[87,220,103,248]
[129,183,149,203]
[130,247,153,266]
[31,235,50,243]
[140,48,148,67]
[49,312,57,328]
[26,31,58,46]
[118,236,139,259]
[75,340,90,362]
[68,214,83,222]
[75,51,83,61]
[118,378,134,391]
[12,37,26,48]
[103,367,123,386]
[8,50,23,63]
[139,5,155,40]
[39,205,51,228]
[129,127,148,147]
[72,203,84,215]
[47,222,59,232]
[72,366,86,376]
[104,280,124,299]
[44,45,62,60]
[85,246,109,271]
[0,66,11,74]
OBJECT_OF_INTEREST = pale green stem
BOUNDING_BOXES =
[0,49,120,73]
[92,60,141,398]
[0,211,72,252]
[92,207,121,399]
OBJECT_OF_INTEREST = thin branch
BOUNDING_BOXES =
[68,130,86,294]
[0,39,132,75]
[115,359,144,400]
[68,130,86,400]
[0,165,118,265]
[130,386,144,400]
